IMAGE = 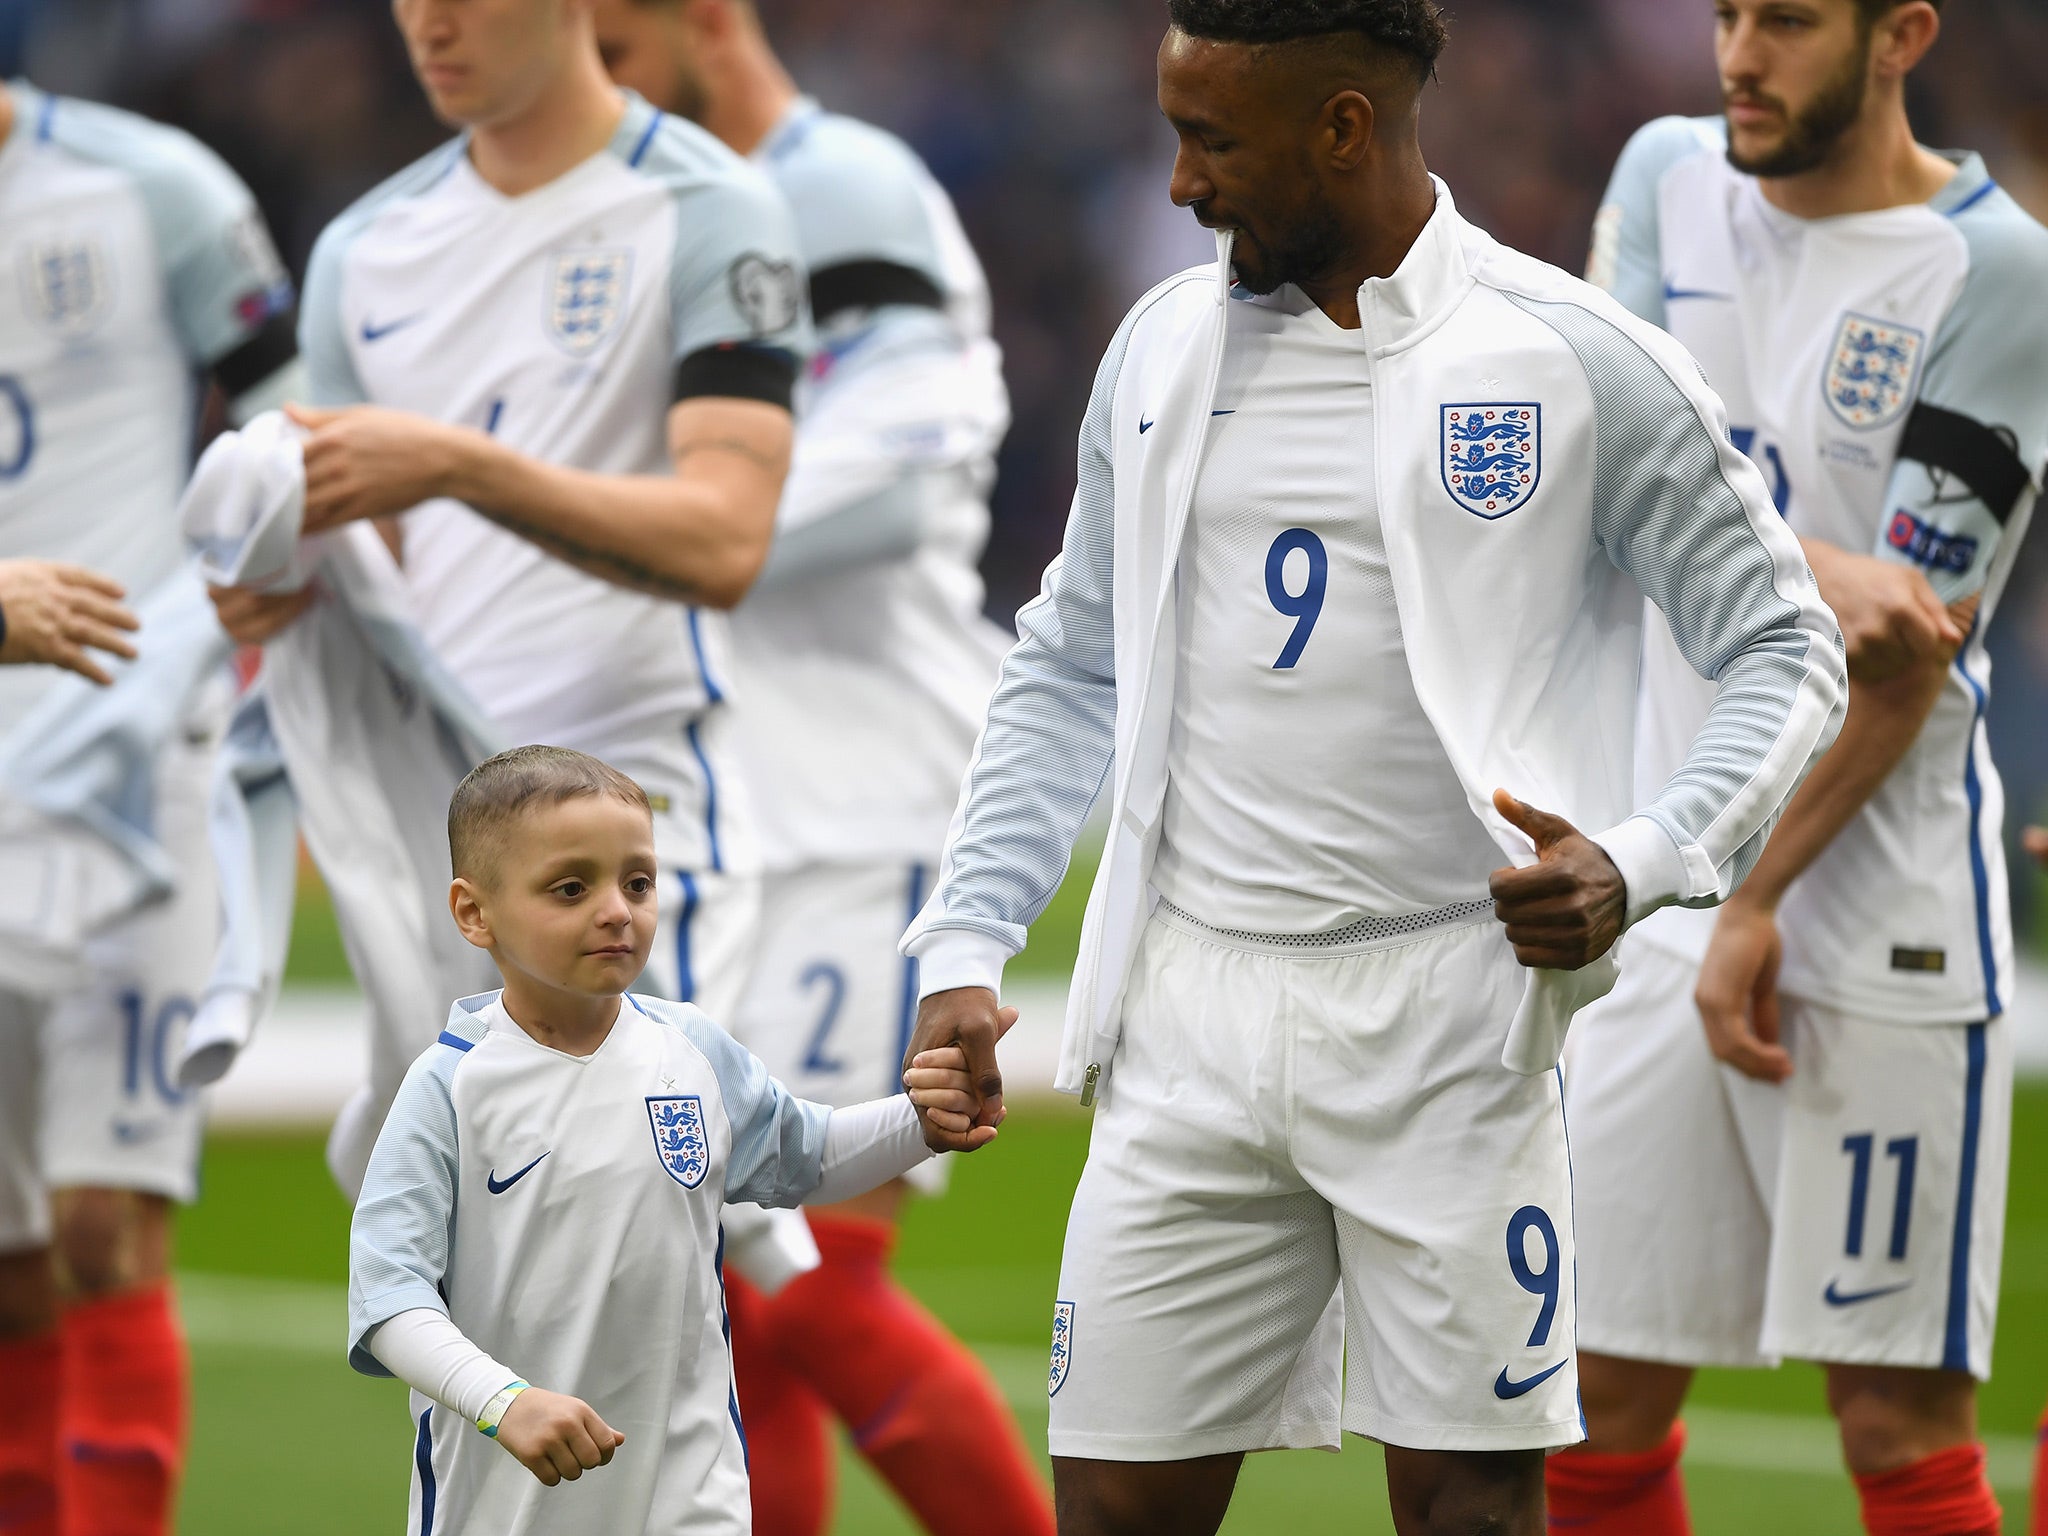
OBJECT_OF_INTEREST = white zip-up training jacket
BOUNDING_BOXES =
[905,181,1847,1093]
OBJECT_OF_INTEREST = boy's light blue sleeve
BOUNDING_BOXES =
[1586,116,1720,330]
[1871,191,2048,603]
[678,1011,832,1207]
[347,1043,463,1376]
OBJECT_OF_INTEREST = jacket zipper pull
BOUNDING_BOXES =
[1080,1062,1100,1108]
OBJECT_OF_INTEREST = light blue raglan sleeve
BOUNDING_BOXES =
[898,294,1142,995]
[1871,193,2048,602]
[677,1012,833,1206]
[1586,116,1720,330]
[769,115,947,290]
[297,220,368,408]
[347,1043,463,1376]
[666,159,813,371]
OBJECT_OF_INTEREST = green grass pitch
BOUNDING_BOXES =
[196,863,2045,1531]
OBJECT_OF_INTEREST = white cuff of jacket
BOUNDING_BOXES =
[909,928,1011,1002]
[811,1096,931,1205]
[1589,815,1690,930]
[366,1308,522,1427]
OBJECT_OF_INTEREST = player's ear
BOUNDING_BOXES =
[449,877,493,949]
[1325,89,1375,172]
[1872,1,1940,81]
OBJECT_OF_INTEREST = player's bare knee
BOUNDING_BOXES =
[0,1246,58,1337]
[1385,1447,1544,1536]
[1826,1364,1976,1474]
[1574,1352,1691,1453]
[1051,1455,1238,1536]
[50,1188,169,1299]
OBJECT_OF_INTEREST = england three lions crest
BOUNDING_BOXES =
[545,249,633,358]
[17,239,113,338]
[1440,403,1540,519]
[1048,1300,1075,1397]
[1824,312,1924,431]
[647,1095,709,1189]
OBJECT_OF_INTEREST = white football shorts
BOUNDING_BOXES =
[1046,904,1582,1460]
[1566,936,2009,1379]
[728,860,945,1195]
[641,865,763,1027]
[0,720,219,1252]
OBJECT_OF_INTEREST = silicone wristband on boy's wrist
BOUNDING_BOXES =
[476,1380,529,1438]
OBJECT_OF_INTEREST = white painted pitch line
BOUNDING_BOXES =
[177,1272,2039,1489]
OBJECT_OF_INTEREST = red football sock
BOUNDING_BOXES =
[57,1284,186,1536]
[1854,1443,2001,1536]
[0,1329,60,1536]
[765,1215,1054,1536]
[724,1272,833,1536]
[2032,1406,2048,1536]
[1544,1421,1692,1535]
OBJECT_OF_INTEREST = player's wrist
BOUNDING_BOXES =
[476,1379,530,1438]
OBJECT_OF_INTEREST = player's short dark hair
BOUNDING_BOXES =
[1164,0,1450,84]
[448,745,650,887]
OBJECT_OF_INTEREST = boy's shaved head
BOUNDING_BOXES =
[449,745,651,887]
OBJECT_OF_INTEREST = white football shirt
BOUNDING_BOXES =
[349,991,834,1536]
[0,79,292,729]
[1591,117,2048,1022]
[302,94,810,873]
[1150,284,1503,933]
[725,98,1012,871]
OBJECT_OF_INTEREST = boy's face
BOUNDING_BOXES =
[453,794,659,999]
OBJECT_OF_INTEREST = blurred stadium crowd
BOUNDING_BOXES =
[7,0,2048,916]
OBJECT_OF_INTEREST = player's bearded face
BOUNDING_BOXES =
[1720,10,1873,177]
[591,0,710,122]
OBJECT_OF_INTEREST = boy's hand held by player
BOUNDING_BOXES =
[495,1386,625,1487]
[1696,896,1792,1084]
[901,992,1014,1152]
[1487,789,1626,970]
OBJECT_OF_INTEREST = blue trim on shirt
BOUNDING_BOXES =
[685,721,723,873]
[673,869,700,1003]
[434,1030,474,1053]
[413,1406,437,1535]
[892,863,928,1093]
[1954,625,2001,1017]
[34,90,55,142]
[686,608,724,704]
[1945,180,1997,219]
[714,1225,749,1466]
[1942,1021,1988,1372]
[628,109,665,170]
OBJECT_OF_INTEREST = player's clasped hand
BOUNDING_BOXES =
[901,992,1017,1153]
[1487,788,1627,970]
[495,1386,626,1488]
[1695,897,1793,1084]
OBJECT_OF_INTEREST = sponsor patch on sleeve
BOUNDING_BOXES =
[1885,510,1977,575]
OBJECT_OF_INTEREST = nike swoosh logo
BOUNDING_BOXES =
[1211,408,1235,416]
[1138,418,1154,434]
[1493,1359,1569,1400]
[1662,283,1733,304]
[110,1119,165,1146]
[486,1151,550,1194]
[359,314,423,342]
[1823,1278,1913,1307]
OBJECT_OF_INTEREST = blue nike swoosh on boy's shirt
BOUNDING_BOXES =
[486,1151,550,1194]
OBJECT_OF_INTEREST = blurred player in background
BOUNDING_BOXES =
[590,3,1052,1532]
[209,0,810,1166]
[0,79,299,1536]
[1555,3,2048,1534]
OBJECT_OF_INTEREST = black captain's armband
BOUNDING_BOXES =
[808,260,945,326]
[1897,402,2032,522]
[671,343,798,411]
[213,313,299,399]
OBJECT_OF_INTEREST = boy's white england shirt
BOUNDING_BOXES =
[301,95,810,873]
[1150,283,1504,934]
[349,992,834,1536]
[1591,118,2048,1022]
[0,80,292,730]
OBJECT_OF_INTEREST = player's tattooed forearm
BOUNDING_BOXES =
[477,506,704,603]
[671,435,780,474]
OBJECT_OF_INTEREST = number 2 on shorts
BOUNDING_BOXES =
[1264,528,1326,669]
[1506,1204,1560,1348]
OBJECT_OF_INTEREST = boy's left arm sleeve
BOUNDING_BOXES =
[684,1016,834,1206]
[348,1052,462,1376]
[807,1097,930,1206]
